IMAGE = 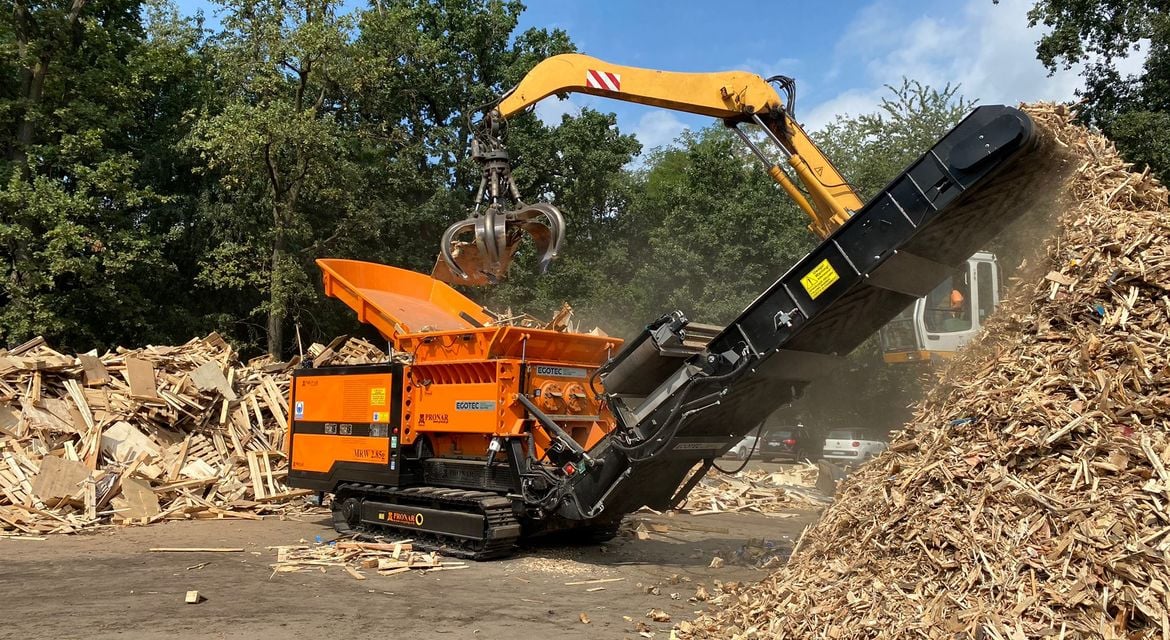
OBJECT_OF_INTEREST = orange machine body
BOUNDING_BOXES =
[399,326,618,459]
[288,260,623,484]
[288,366,402,475]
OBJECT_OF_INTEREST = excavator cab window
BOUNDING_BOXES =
[923,270,972,334]
[976,261,995,321]
[879,306,918,352]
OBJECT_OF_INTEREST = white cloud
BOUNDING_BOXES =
[801,0,1149,131]
[534,96,582,126]
[736,56,803,80]
[802,89,888,133]
[631,110,689,152]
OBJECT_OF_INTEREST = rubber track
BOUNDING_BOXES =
[334,483,520,560]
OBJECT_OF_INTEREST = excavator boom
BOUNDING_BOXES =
[436,54,864,283]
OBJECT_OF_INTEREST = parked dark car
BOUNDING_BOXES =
[759,424,817,462]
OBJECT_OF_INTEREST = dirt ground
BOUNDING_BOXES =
[0,464,820,640]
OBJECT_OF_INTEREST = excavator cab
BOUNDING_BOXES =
[880,252,1001,364]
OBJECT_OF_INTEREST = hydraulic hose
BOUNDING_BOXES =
[611,352,754,462]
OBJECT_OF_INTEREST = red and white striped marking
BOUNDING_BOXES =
[585,69,621,92]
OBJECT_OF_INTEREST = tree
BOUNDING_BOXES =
[187,0,374,357]
[1023,0,1170,180]
[814,79,975,200]
[550,125,814,337]
[0,0,202,350]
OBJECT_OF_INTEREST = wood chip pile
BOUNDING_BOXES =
[0,334,385,535]
[685,103,1170,638]
[681,464,828,516]
[270,538,467,579]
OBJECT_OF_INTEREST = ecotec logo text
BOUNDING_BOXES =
[455,401,496,411]
[534,365,587,378]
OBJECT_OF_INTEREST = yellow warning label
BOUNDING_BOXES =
[370,387,387,406]
[800,259,839,300]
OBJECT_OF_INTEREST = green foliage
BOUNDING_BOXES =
[618,127,812,331]
[1106,110,1170,178]
[0,0,192,350]
[815,79,975,200]
[184,0,361,355]
[1025,0,1170,180]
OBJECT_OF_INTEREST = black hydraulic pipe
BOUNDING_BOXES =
[516,393,592,462]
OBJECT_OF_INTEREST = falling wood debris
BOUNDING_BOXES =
[269,537,467,577]
[0,334,386,535]
[684,104,1170,638]
[679,463,828,516]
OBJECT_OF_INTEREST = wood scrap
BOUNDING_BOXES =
[685,103,1170,639]
[125,358,161,403]
[674,462,828,518]
[270,535,464,578]
[564,577,625,586]
[30,456,91,502]
[0,333,384,535]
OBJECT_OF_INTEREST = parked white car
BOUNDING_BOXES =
[723,435,759,460]
[821,428,887,465]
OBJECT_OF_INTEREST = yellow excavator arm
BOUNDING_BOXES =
[435,53,866,285]
[494,54,862,237]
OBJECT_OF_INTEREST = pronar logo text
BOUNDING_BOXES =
[455,400,496,411]
[534,365,587,379]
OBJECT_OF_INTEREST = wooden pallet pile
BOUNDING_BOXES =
[681,464,828,516]
[306,336,392,367]
[270,538,467,579]
[0,334,383,535]
[684,104,1170,639]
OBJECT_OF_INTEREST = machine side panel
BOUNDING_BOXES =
[287,365,404,491]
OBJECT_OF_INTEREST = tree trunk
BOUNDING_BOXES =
[12,57,48,168]
[9,0,88,167]
[267,223,286,358]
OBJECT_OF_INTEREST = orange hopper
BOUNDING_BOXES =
[316,258,493,342]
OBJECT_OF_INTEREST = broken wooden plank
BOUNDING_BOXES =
[30,456,91,503]
[78,354,110,387]
[564,577,626,586]
[150,547,244,553]
[125,357,163,403]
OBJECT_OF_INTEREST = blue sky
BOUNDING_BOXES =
[173,0,1145,152]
